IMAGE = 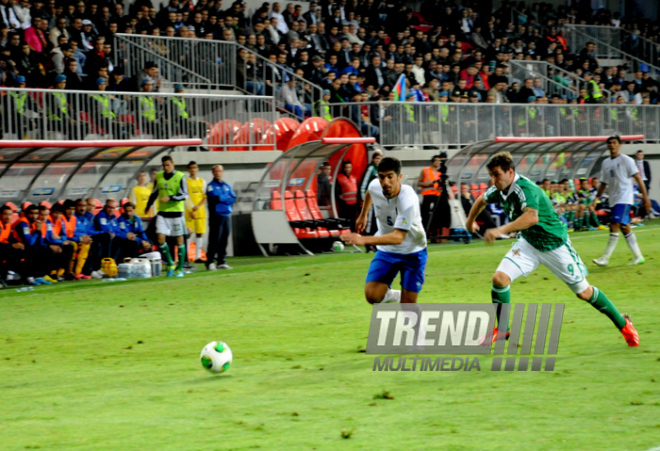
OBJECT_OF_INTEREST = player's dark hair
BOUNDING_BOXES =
[161,155,173,163]
[378,157,402,175]
[122,201,134,209]
[607,135,621,144]
[38,205,49,212]
[51,203,65,213]
[25,205,38,214]
[64,199,76,209]
[487,151,515,172]
[187,161,197,167]
[542,178,550,183]
[0,205,11,214]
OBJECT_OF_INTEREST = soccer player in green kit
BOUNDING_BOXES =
[145,155,189,278]
[465,151,639,346]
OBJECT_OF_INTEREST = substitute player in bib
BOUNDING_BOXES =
[465,151,639,346]
[592,135,651,266]
[185,161,207,263]
[145,155,189,278]
[341,157,427,305]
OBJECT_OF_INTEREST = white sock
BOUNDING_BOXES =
[381,289,401,303]
[195,236,203,260]
[625,232,642,258]
[603,233,619,258]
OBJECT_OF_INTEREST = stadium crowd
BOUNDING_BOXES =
[1,0,659,107]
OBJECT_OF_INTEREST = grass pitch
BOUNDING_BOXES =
[2,223,660,450]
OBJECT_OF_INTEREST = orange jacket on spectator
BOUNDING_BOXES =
[0,221,11,244]
[337,173,358,205]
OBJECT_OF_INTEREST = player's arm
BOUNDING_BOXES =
[465,193,487,233]
[592,181,607,208]
[355,190,372,234]
[633,172,652,213]
[484,206,539,244]
[145,183,159,215]
[168,176,189,202]
[342,228,407,246]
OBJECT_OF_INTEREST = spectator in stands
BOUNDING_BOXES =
[206,164,235,271]
[277,74,309,118]
[89,198,120,279]
[136,78,160,137]
[115,201,151,261]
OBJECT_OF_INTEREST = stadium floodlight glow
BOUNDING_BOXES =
[494,135,645,143]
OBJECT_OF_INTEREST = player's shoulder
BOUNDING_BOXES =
[398,184,418,201]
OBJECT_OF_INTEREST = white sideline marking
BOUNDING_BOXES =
[9,224,659,298]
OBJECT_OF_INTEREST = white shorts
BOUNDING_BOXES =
[155,215,186,237]
[496,237,590,294]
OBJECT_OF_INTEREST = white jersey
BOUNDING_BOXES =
[368,179,427,254]
[599,154,638,205]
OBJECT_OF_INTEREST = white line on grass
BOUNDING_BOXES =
[11,224,659,298]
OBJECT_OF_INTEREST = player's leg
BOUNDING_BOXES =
[195,217,206,262]
[206,215,220,270]
[156,215,174,270]
[594,204,625,266]
[541,241,638,346]
[620,219,644,265]
[216,215,231,269]
[173,218,186,276]
[364,251,401,304]
[481,239,540,344]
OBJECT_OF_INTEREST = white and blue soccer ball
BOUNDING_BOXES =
[200,341,233,373]
[332,241,345,252]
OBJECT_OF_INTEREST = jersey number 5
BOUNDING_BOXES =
[386,216,393,226]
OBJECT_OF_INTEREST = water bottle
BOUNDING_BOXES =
[16,286,35,292]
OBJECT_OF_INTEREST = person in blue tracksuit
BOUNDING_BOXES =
[205,165,236,271]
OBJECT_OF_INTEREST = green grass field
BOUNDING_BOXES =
[2,224,660,450]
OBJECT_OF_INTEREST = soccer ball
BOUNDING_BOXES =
[332,241,345,252]
[200,341,233,373]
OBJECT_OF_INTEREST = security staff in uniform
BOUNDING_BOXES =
[417,155,442,234]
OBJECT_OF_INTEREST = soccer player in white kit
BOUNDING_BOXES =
[593,136,651,266]
[341,157,428,304]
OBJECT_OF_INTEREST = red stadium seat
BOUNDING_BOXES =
[470,183,479,198]
[304,189,350,235]
[270,191,282,210]
[5,202,18,212]
[39,201,52,209]
[478,183,488,197]
[293,191,330,238]
[92,199,102,215]
[209,119,242,151]
[283,191,318,239]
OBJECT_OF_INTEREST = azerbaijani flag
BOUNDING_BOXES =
[393,74,406,101]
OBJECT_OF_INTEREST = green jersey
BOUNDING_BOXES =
[484,174,568,252]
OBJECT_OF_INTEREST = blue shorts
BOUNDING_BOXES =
[365,249,427,293]
[611,204,631,225]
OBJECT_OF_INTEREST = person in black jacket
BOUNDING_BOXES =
[635,150,651,195]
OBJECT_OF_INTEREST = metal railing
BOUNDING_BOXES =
[114,34,235,91]
[330,101,660,147]
[114,34,324,120]
[564,25,660,75]
[508,60,611,102]
[0,88,277,150]
[563,24,660,69]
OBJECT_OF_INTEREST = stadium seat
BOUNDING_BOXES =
[92,199,102,215]
[304,189,350,235]
[470,183,479,198]
[478,183,488,197]
[283,191,318,239]
[209,119,242,151]
[269,191,283,210]
[39,201,52,209]
[293,191,330,238]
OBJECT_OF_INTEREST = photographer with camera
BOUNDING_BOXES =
[417,153,449,239]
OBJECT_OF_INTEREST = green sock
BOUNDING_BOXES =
[587,286,626,329]
[575,215,582,229]
[590,210,602,227]
[177,244,186,271]
[491,284,511,331]
[160,242,174,266]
